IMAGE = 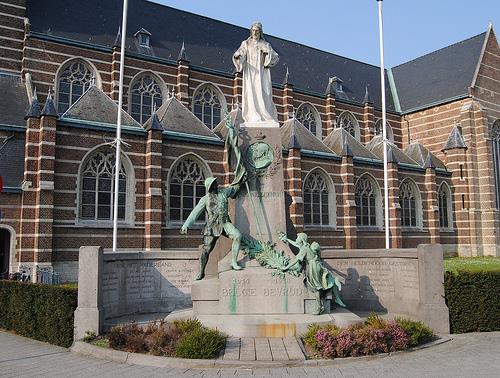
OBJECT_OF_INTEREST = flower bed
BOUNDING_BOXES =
[84,319,227,359]
[303,314,435,359]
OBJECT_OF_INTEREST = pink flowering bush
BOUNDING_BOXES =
[305,314,431,359]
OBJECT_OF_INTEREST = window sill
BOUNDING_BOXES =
[356,226,383,232]
[71,221,138,229]
[163,223,204,230]
[439,228,456,233]
[304,225,339,232]
[401,227,425,233]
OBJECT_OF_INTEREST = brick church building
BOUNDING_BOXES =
[0,0,499,282]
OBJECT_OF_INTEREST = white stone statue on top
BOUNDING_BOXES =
[233,22,279,126]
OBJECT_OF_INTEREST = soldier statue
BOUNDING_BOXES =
[181,118,247,280]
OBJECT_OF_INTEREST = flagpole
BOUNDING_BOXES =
[112,0,129,252]
[377,0,390,249]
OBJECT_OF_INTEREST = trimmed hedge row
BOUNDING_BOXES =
[444,271,500,333]
[0,280,78,347]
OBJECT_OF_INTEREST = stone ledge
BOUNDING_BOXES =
[70,335,452,369]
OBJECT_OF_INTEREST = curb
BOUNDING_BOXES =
[70,334,452,369]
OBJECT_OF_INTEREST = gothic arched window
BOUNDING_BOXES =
[355,176,380,227]
[57,60,96,114]
[192,84,225,129]
[399,180,421,228]
[296,103,321,138]
[374,119,394,142]
[492,120,500,209]
[438,183,453,229]
[80,148,127,221]
[337,112,360,140]
[304,171,332,226]
[169,157,207,223]
[129,73,164,124]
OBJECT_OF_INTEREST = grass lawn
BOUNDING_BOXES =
[444,256,500,273]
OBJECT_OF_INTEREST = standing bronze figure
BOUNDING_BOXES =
[181,118,247,280]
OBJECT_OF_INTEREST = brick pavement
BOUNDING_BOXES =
[0,330,499,377]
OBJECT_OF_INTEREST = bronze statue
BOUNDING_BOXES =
[278,232,346,315]
[181,118,247,280]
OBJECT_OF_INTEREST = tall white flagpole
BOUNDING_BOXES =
[112,0,129,252]
[377,0,390,249]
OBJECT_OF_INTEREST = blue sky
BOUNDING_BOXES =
[154,0,500,67]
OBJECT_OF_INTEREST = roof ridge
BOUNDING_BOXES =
[392,31,487,69]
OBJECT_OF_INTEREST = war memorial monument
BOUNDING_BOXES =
[73,23,449,340]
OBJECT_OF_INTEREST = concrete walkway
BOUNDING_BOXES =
[0,330,499,377]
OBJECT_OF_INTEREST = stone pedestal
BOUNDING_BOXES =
[74,246,103,340]
[235,124,288,248]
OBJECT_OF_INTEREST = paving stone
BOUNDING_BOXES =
[222,337,240,360]
[268,338,288,361]
[239,337,256,361]
[255,338,273,361]
[282,337,305,360]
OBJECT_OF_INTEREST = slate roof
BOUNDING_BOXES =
[323,128,378,160]
[213,106,244,140]
[0,135,25,188]
[280,118,334,154]
[143,95,218,138]
[26,0,396,110]
[442,125,467,151]
[391,32,486,113]
[366,136,419,166]
[0,73,29,127]
[404,142,446,169]
[60,86,141,128]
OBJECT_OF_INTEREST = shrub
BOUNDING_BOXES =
[395,318,434,347]
[307,317,430,359]
[105,319,226,359]
[175,327,227,359]
[444,270,500,333]
[0,280,77,347]
[364,313,387,329]
[107,325,129,350]
[173,318,203,334]
[304,323,338,352]
[83,331,97,343]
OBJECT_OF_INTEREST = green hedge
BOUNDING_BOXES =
[444,271,500,333]
[0,280,78,347]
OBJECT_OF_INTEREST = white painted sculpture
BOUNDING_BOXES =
[233,22,279,125]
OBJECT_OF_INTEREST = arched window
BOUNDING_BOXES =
[337,112,360,140]
[399,180,421,228]
[192,84,225,129]
[374,119,394,142]
[129,73,165,124]
[303,171,335,227]
[438,183,453,229]
[79,148,129,222]
[355,175,381,227]
[296,103,321,138]
[57,59,96,114]
[492,120,500,209]
[169,157,207,223]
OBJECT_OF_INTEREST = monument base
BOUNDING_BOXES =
[166,308,362,337]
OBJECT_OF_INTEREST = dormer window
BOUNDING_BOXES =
[134,28,151,48]
[331,77,343,92]
[140,34,149,47]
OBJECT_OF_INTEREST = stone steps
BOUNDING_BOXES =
[220,337,305,361]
